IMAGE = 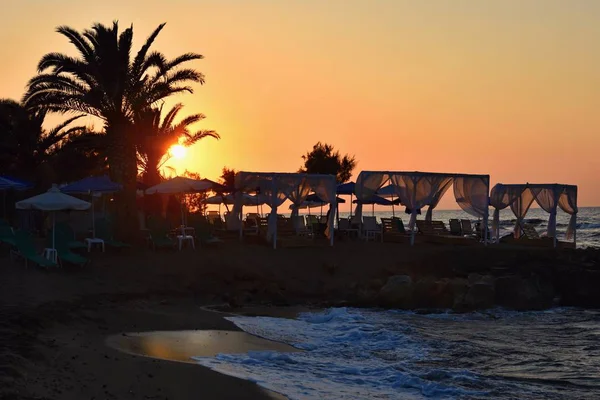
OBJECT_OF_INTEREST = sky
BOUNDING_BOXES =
[2,0,600,209]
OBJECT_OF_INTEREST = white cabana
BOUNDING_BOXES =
[234,172,337,248]
[490,183,578,247]
[355,171,490,245]
[16,185,91,261]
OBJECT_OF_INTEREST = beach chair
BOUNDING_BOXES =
[11,230,57,268]
[521,223,541,240]
[0,225,17,248]
[381,217,408,242]
[292,216,312,237]
[243,215,259,236]
[276,217,295,237]
[362,216,382,241]
[460,219,475,236]
[55,222,87,250]
[191,218,223,245]
[449,219,462,236]
[95,219,131,249]
[416,220,436,235]
[206,211,224,226]
[337,218,357,238]
[147,218,177,250]
[431,220,449,235]
[53,233,88,266]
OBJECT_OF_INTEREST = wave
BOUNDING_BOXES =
[193,308,600,399]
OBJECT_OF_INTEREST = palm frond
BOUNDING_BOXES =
[182,129,219,146]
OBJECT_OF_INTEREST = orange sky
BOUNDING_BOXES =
[2,0,600,208]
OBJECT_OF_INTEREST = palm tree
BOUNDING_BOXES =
[136,103,219,187]
[23,21,205,238]
[0,99,85,185]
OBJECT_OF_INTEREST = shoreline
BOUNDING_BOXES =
[1,242,600,399]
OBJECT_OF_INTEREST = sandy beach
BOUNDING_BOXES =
[1,240,599,399]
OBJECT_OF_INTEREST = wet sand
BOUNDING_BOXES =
[107,329,301,363]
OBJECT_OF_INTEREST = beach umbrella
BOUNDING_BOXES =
[60,175,121,237]
[377,185,400,217]
[337,181,355,218]
[353,195,401,216]
[16,185,90,256]
[146,176,213,232]
[0,176,32,217]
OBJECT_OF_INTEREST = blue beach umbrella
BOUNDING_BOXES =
[0,176,32,217]
[61,175,122,237]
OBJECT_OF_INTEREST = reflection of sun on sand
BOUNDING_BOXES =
[106,330,301,363]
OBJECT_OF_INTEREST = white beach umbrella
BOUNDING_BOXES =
[15,185,91,251]
[145,176,213,232]
[145,176,212,195]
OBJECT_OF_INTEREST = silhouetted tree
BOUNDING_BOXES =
[136,103,218,188]
[219,167,236,189]
[48,131,108,184]
[299,142,356,183]
[0,98,85,186]
[24,22,205,239]
[183,170,208,214]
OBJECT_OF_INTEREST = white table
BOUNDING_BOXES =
[177,235,195,251]
[85,238,105,252]
[43,248,58,263]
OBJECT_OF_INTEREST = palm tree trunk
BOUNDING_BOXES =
[106,120,139,242]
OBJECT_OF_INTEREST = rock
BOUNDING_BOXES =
[367,278,385,290]
[468,273,495,286]
[464,282,495,310]
[557,269,600,308]
[412,277,452,309]
[495,275,554,310]
[355,288,378,306]
[378,275,413,308]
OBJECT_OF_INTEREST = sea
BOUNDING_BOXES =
[192,208,600,399]
[195,307,600,400]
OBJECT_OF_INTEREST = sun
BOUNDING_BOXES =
[170,144,187,160]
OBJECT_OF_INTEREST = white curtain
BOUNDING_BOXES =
[531,187,561,238]
[490,184,525,241]
[389,174,453,230]
[424,179,453,221]
[453,177,490,219]
[509,188,535,238]
[558,187,578,240]
[288,178,312,231]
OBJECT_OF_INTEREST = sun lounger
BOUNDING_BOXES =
[381,217,409,242]
[362,216,382,241]
[11,230,57,268]
[55,222,87,250]
[147,219,177,250]
[192,219,223,245]
[338,218,359,238]
[54,233,88,266]
[95,219,131,249]
[292,216,312,237]
[0,225,17,247]
[460,219,475,236]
